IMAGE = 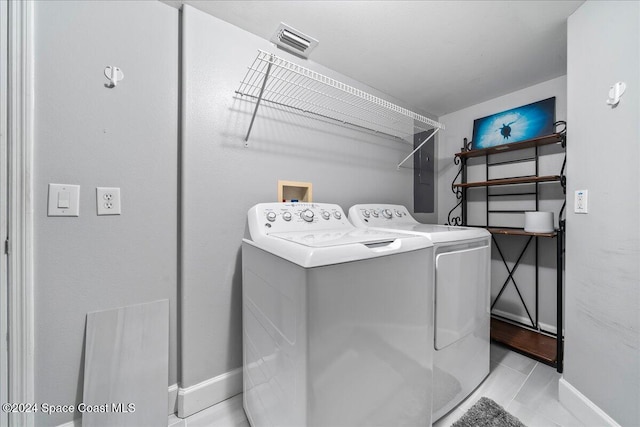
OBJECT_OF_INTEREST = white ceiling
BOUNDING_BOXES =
[164,0,583,117]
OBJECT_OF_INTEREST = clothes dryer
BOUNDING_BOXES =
[348,204,491,421]
[242,203,435,426]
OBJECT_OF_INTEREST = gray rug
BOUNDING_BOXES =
[452,397,526,427]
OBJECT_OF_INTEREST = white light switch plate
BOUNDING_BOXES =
[48,184,80,217]
[96,187,121,215]
[575,189,588,214]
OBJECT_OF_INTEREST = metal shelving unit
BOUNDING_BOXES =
[235,50,445,168]
[447,129,567,372]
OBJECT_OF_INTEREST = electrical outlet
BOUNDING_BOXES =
[96,187,121,215]
[574,189,588,214]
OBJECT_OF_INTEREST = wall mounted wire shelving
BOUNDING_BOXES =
[235,50,445,169]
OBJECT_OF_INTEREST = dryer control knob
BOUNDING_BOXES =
[333,211,342,219]
[321,210,331,220]
[395,210,402,217]
[362,210,370,218]
[301,209,315,222]
[371,210,379,218]
[266,212,277,222]
[382,209,392,219]
[282,212,292,221]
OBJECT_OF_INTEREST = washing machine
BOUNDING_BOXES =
[242,202,435,427]
[348,204,491,421]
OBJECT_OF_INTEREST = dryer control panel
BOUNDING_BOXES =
[248,203,352,237]
[348,204,417,227]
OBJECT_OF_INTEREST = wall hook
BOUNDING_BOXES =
[606,81,626,107]
[104,66,124,88]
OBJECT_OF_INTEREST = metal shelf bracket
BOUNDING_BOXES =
[244,54,274,145]
[397,128,440,169]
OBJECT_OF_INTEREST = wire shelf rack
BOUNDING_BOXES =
[235,50,444,167]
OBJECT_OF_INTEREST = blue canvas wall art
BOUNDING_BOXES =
[471,97,556,150]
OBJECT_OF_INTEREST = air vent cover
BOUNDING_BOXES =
[270,23,318,58]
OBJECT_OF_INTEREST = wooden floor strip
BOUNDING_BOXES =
[490,318,557,366]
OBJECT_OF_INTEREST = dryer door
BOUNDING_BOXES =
[434,245,490,350]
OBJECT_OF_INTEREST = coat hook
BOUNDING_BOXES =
[104,66,124,88]
[606,81,626,107]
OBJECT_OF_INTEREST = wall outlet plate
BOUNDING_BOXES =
[48,183,80,217]
[96,187,121,215]
[574,189,588,214]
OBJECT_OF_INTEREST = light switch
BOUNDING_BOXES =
[57,191,70,208]
[48,184,80,217]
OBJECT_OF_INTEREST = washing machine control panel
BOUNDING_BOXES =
[348,204,418,227]
[250,203,352,235]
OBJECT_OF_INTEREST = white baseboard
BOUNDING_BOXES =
[558,377,620,427]
[168,383,178,415]
[492,309,558,334]
[177,367,243,418]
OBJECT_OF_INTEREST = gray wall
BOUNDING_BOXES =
[437,76,567,331]
[565,2,639,425]
[34,2,178,425]
[180,5,437,389]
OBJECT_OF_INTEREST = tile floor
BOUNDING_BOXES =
[434,343,582,427]
[168,342,583,427]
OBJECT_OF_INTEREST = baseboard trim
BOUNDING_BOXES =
[558,377,620,427]
[168,383,179,415]
[492,309,557,334]
[177,368,243,418]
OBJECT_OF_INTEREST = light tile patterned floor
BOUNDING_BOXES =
[169,342,583,426]
[434,343,582,427]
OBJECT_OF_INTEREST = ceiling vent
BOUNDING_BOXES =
[270,23,318,59]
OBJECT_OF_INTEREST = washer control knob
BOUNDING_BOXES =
[382,209,392,219]
[321,210,331,220]
[333,211,342,220]
[282,212,292,221]
[371,210,379,218]
[395,210,402,217]
[301,209,315,222]
[266,212,277,222]
[362,210,370,218]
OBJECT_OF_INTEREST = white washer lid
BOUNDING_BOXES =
[269,228,408,248]
[244,229,432,268]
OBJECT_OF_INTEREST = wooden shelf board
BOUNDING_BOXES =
[487,228,557,238]
[491,318,557,366]
[454,175,561,188]
[456,133,564,158]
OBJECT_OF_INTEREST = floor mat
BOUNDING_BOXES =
[452,397,526,427]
